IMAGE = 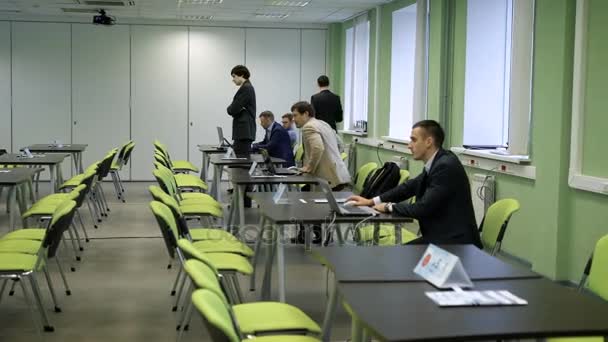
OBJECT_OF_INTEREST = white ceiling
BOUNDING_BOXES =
[0,0,393,24]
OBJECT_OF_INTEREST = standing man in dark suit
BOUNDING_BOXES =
[252,111,295,167]
[227,65,256,157]
[347,120,482,248]
[310,75,343,131]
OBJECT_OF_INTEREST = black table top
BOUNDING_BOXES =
[230,168,321,185]
[0,153,68,165]
[197,144,228,153]
[209,154,285,166]
[340,278,608,341]
[249,192,412,225]
[25,144,88,152]
[0,167,43,185]
[312,245,539,282]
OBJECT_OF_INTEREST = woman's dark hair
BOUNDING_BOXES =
[230,65,250,79]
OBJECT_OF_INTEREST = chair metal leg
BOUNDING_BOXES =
[75,209,90,243]
[0,279,8,304]
[18,276,44,339]
[54,256,72,295]
[61,236,77,272]
[222,274,239,305]
[86,196,100,228]
[71,223,84,252]
[8,277,17,296]
[176,281,194,330]
[42,266,62,313]
[116,172,126,202]
[171,265,183,296]
[173,270,187,311]
[98,185,110,214]
[110,172,122,201]
[176,300,193,342]
[27,274,54,332]
[66,226,82,261]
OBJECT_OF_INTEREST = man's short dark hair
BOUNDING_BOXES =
[291,101,315,117]
[412,120,445,147]
[317,75,329,87]
[281,113,293,121]
[231,65,250,79]
[259,110,274,120]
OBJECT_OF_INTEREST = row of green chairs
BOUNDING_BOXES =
[109,141,135,203]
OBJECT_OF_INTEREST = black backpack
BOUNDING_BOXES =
[360,162,401,198]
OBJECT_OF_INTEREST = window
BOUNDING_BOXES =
[463,0,534,155]
[343,15,370,132]
[388,0,428,141]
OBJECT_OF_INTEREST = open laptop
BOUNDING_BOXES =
[216,127,232,149]
[318,180,378,216]
[260,149,300,176]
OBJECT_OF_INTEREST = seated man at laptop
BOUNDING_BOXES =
[347,120,483,248]
[252,111,295,167]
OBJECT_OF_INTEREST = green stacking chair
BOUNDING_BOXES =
[152,166,218,205]
[109,141,135,202]
[294,144,304,164]
[0,200,78,333]
[154,159,208,192]
[148,186,252,257]
[547,234,608,342]
[191,289,321,342]
[154,139,199,173]
[478,198,520,255]
[353,162,377,194]
[177,260,320,341]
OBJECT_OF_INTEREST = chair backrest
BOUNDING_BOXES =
[191,289,241,342]
[586,234,608,300]
[184,259,228,304]
[115,141,132,165]
[149,201,179,258]
[122,142,135,166]
[340,152,348,161]
[398,169,410,185]
[45,200,78,258]
[68,184,88,208]
[154,153,172,169]
[353,162,378,194]
[152,165,180,200]
[479,198,520,255]
[294,144,304,162]
[148,185,191,238]
[98,149,119,179]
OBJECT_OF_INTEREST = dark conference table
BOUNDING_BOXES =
[25,144,88,174]
[0,167,41,229]
[0,153,68,192]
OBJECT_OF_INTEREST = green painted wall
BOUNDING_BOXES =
[332,0,608,282]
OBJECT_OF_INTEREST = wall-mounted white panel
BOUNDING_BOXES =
[12,22,71,180]
[245,29,301,141]
[300,29,327,102]
[72,24,131,180]
[189,27,245,169]
[131,26,188,180]
[0,22,10,152]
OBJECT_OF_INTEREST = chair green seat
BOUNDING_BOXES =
[59,175,85,189]
[0,253,39,271]
[189,228,236,241]
[180,196,222,208]
[203,252,253,275]
[172,160,199,173]
[22,204,59,218]
[180,204,223,218]
[175,173,207,190]
[233,302,321,335]
[192,239,254,257]
[244,336,320,342]
[358,225,418,245]
[1,229,46,241]
[0,239,42,254]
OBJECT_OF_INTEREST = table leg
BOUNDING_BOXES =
[395,224,402,245]
[56,163,64,190]
[79,152,84,173]
[321,274,339,342]
[260,222,277,301]
[237,184,245,236]
[372,222,380,246]
[200,152,208,181]
[250,216,266,291]
[72,152,78,175]
[8,185,16,230]
[49,165,56,193]
[277,223,286,303]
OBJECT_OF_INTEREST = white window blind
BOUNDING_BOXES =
[343,14,370,131]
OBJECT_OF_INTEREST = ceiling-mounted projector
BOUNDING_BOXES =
[93,9,115,25]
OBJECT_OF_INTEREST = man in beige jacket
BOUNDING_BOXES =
[291,101,351,190]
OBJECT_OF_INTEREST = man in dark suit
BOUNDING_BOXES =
[310,75,343,131]
[227,65,256,157]
[347,120,482,248]
[252,111,295,167]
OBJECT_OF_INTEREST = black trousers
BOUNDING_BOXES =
[232,139,253,206]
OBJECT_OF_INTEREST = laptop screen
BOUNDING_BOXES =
[260,149,276,174]
[319,180,341,213]
[217,127,224,146]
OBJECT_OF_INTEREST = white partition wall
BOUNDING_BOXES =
[12,22,71,179]
[245,29,301,141]
[301,29,327,101]
[188,27,245,167]
[72,24,131,179]
[0,22,10,151]
[130,26,189,180]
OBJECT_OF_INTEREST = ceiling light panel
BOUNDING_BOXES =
[265,0,310,7]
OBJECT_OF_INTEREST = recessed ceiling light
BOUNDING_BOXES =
[266,0,310,7]
[255,12,289,19]
[178,0,223,4]
[180,15,214,20]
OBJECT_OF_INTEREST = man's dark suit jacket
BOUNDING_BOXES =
[227,80,256,141]
[310,90,343,131]
[252,122,295,167]
[379,149,482,248]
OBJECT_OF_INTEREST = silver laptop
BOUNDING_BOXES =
[217,127,231,148]
[318,180,378,216]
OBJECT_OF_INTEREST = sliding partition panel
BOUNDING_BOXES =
[12,22,71,179]
[72,24,131,179]
[0,22,10,151]
[130,26,189,180]
[245,28,301,142]
[300,29,327,101]
[188,27,245,166]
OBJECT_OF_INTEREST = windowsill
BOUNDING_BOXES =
[450,147,536,180]
[569,174,608,195]
[382,136,410,145]
[339,130,367,137]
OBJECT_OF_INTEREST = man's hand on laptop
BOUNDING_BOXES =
[300,166,311,173]
[346,195,373,207]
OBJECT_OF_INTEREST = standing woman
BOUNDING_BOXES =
[227,65,256,157]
